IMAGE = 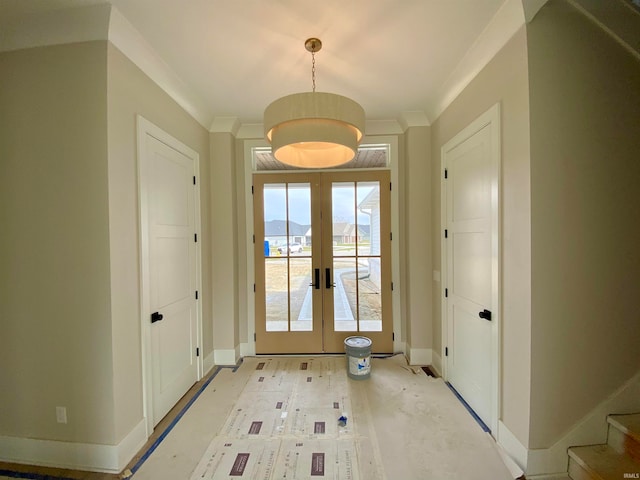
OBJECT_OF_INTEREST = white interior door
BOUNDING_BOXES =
[443,105,499,433]
[139,117,200,428]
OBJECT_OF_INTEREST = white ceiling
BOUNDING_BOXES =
[0,0,526,128]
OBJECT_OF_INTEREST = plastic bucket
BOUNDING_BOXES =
[344,336,372,380]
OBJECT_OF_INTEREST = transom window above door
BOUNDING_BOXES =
[253,145,389,171]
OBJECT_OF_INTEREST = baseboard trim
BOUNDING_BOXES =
[214,346,240,366]
[116,419,148,471]
[203,350,216,376]
[431,350,443,377]
[497,420,528,471]
[406,346,432,366]
[240,342,255,357]
[0,418,147,474]
[393,340,406,355]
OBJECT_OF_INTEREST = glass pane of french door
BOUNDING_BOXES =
[322,171,392,353]
[254,173,323,354]
[254,171,392,354]
[330,181,383,332]
[263,182,313,332]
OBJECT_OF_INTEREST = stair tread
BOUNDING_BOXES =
[609,414,640,441]
[569,444,640,479]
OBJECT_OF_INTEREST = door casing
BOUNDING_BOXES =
[243,137,402,357]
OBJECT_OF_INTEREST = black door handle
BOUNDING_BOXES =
[325,268,336,289]
[309,268,320,289]
[479,309,492,321]
[151,311,164,323]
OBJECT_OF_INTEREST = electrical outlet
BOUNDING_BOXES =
[56,406,67,424]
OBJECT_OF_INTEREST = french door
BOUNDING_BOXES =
[253,170,392,354]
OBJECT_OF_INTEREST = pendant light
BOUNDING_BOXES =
[264,38,365,168]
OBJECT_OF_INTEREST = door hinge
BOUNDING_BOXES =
[391,282,394,291]
[195,290,199,300]
[445,288,448,298]
[392,332,395,341]
[444,229,448,239]
[193,175,196,185]
[445,347,449,357]
[196,347,200,357]
[251,185,254,195]
[194,233,198,242]
[390,232,393,241]
[253,234,255,243]
[253,283,256,292]
[254,333,256,341]
[444,168,448,179]
[390,182,392,191]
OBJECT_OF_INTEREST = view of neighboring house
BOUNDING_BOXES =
[264,220,372,249]
[332,222,370,244]
[264,220,310,249]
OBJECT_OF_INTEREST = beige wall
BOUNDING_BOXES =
[527,0,640,448]
[0,39,213,448]
[403,126,432,352]
[210,132,240,355]
[106,43,212,442]
[0,42,114,444]
[431,27,532,445]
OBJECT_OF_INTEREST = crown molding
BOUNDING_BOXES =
[427,0,525,122]
[365,119,404,135]
[210,116,241,135]
[0,3,110,53]
[235,124,264,139]
[0,4,213,130]
[398,111,431,131]
[108,6,213,129]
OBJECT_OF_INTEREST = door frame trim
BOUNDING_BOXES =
[252,170,393,354]
[440,103,501,436]
[136,115,203,436]
[242,136,402,356]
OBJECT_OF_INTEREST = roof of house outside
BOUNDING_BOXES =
[264,220,310,236]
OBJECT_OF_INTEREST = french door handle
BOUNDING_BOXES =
[325,268,335,289]
[151,311,164,323]
[309,268,320,289]
[479,309,492,321]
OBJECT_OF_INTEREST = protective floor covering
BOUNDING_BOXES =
[133,354,513,480]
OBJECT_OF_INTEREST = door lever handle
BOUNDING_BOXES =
[309,268,320,289]
[325,268,335,289]
[479,309,492,321]
[151,311,164,323]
